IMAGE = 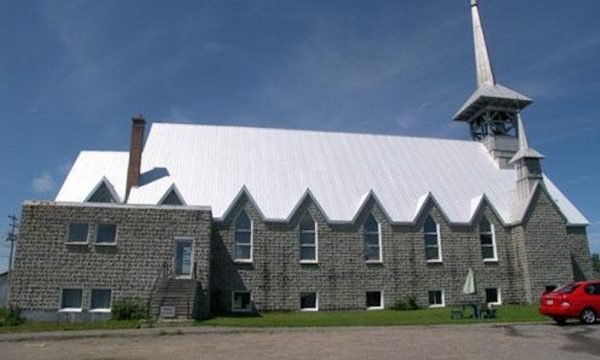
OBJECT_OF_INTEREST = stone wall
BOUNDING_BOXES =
[518,187,594,302]
[9,201,212,321]
[210,195,516,312]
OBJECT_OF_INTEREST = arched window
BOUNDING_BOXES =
[424,216,441,261]
[480,217,497,261]
[299,214,317,262]
[363,214,381,262]
[234,210,252,262]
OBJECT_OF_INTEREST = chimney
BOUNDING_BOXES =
[125,114,146,201]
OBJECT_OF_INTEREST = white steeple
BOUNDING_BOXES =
[510,114,544,163]
[471,0,496,87]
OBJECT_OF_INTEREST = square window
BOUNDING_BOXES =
[485,288,501,305]
[366,291,383,309]
[428,290,444,307]
[91,289,112,311]
[96,224,117,244]
[481,246,495,260]
[60,289,82,310]
[232,292,252,312]
[300,292,318,311]
[67,223,88,243]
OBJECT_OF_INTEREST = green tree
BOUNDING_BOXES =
[592,253,600,275]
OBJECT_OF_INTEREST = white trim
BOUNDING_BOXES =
[424,220,442,262]
[158,184,187,206]
[174,236,194,279]
[84,177,119,203]
[66,222,89,245]
[95,223,118,245]
[366,291,384,310]
[428,289,445,308]
[231,291,253,313]
[486,287,502,306]
[363,215,382,262]
[300,292,319,312]
[481,223,498,262]
[90,288,112,312]
[58,288,83,312]
[299,214,318,263]
[233,210,253,263]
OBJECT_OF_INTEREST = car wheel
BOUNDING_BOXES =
[552,317,567,326]
[580,308,597,324]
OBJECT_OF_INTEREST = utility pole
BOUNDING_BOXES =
[7,215,18,271]
[6,215,18,303]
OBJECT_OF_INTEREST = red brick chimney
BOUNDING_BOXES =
[125,114,146,201]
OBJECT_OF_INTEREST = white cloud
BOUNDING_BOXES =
[31,172,56,194]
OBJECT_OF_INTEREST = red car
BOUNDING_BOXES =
[539,281,600,325]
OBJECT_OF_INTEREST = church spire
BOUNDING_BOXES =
[510,114,544,164]
[510,114,544,204]
[471,0,495,86]
[454,0,533,168]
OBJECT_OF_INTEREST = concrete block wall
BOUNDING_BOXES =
[9,202,212,321]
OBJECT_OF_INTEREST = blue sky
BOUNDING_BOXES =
[1,0,599,271]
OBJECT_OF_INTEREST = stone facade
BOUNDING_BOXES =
[8,185,594,320]
[9,202,211,321]
[209,189,593,312]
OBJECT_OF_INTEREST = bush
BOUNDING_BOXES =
[2,307,24,326]
[391,295,420,311]
[111,298,148,320]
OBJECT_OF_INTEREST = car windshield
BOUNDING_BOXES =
[553,283,579,294]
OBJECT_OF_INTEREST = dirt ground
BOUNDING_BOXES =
[1,323,599,360]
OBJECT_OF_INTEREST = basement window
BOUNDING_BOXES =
[485,288,501,306]
[232,291,252,312]
[300,292,318,311]
[67,223,89,244]
[59,288,82,312]
[90,289,112,312]
[96,224,118,245]
[428,290,445,308]
[366,291,383,310]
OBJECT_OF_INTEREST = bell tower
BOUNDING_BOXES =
[454,0,533,169]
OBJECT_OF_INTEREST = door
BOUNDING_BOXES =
[174,238,193,278]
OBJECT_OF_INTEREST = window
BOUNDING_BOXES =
[363,214,381,262]
[300,292,318,311]
[480,217,497,261]
[545,285,557,292]
[87,182,117,203]
[428,290,444,308]
[299,214,318,262]
[60,289,82,311]
[232,291,252,312]
[90,289,112,311]
[67,223,88,243]
[96,224,117,244]
[366,291,383,310]
[424,216,441,262]
[485,288,501,305]
[585,284,600,295]
[234,211,252,262]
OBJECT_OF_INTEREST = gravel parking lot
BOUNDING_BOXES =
[1,323,599,360]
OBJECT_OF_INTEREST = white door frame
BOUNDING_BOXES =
[174,237,194,279]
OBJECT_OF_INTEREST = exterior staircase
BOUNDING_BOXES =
[150,278,199,320]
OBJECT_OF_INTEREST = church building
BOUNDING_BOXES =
[9,1,593,321]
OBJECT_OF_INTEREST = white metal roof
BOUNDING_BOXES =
[55,123,587,226]
[454,84,532,121]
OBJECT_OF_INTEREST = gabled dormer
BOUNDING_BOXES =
[85,177,119,203]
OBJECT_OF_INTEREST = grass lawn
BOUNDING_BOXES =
[196,305,547,327]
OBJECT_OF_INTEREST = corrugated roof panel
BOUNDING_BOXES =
[55,123,588,226]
